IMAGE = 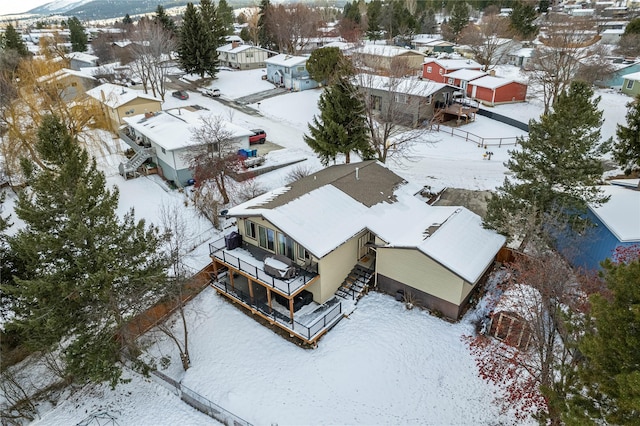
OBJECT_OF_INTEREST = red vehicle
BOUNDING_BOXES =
[249,129,266,144]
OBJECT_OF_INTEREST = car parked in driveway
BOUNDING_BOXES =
[201,87,221,97]
[249,129,266,144]
[172,90,189,100]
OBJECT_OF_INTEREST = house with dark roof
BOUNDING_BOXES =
[209,161,506,344]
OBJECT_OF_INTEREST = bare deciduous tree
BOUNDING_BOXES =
[458,13,514,71]
[526,14,600,114]
[128,20,176,100]
[615,33,640,58]
[268,3,322,54]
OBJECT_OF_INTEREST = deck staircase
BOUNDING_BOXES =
[119,147,154,179]
[336,265,374,300]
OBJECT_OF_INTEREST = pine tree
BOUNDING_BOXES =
[122,14,133,25]
[257,0,275,50]
[1,24,29,57]
[449,1,470,42]
[485,81,608,242]
[366,0,382,41]
[304,78,373,165]
[68,17,88,52]
[510,1,538,40]
[306,47,350,85]
[217,0,235,36]
[4,115,167,387]
[562,255,640,424]
[612,95,640,175]
[178,2,217,79]
[154,5,177,36]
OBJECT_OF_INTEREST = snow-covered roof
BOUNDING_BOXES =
[36,68,96,84]
[443,69,487,81]
[321,41,356,51]
[589,184,640,242]
[122,109,253,152]
[354,45,427,58]
[227,161,505,283]
[622,71,640,81]
[66,51,99,63]
[469,75,520,90]
[424,58,483,70]
[265,54,308,67]
[511,47,534,58]
[217,43,264,54]
[86,83,160,108]
[494,284,542,320]
[354,74,448,97]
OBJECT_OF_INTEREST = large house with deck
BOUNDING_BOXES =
[209,161,506,344]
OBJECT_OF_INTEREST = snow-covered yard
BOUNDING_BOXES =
[3,64,633,425]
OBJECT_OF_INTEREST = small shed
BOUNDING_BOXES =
[488,284,541,350]
[468,76,527,106]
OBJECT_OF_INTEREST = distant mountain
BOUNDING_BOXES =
[28,0,193,20]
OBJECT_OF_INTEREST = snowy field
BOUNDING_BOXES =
[3,65,632,425]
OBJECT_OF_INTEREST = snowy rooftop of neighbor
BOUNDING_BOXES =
[36,68,96,84]
[621,70,640,81]
[354,74,448,96]
[227,161,505,283]
[265,54,308,67]
[469,75,520,89]
[354,44,427,58]
[321,41,356,51]
[217,42,265,54]
[511,47,534,57]
[590,183,640,242]
[424,57,483,70]
[123,109,253,152]
[443,69,487,81]
[65,51,99,63]
[86,83,160,108]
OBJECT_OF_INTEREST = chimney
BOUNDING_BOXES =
[355,167,359,180]
[231,40,240,49]
[489,69,496,76]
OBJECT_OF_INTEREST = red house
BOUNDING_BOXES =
[467,76,527,106]
[422,58,482,83]
[442,69,487,94]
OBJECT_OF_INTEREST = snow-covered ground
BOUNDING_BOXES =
[2,65,632,425]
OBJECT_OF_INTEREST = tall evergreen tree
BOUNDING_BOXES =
[304,78,373,165]
[154,5,177,36]
[216,0,235,36]
[612,95,640,175]
[122,14,133,25]
[366,0,382,41]
[448,1,470,42]
[4,115,167,387]
[343,1,361,25]
[68,17,88,52]
[1,24,29,57]
[562,255,640,424]
[257,0,275,50]
[484,81,608,242]
[178,2,217,79]
[510,1,538,40]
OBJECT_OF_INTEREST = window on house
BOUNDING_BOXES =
[277,233,295,260]
[371,95,382,111]
[426,95,432,105]
[426,66,432,73]
[161,147,166,154]
[297,244,309,261]
[71,82,78,87]
[258,226,275,251]
[394,93,408,104]
[439,69,444,75]
[285,68,290,74]
[448,78,454,85]
[231,54,236,60]
[246,52,253,58]
[627,79,634,90]
[244,220,257,239]
[297,66,305,72]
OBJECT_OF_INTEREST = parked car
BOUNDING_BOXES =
[172,90,189,100]
[201,87,221,97]
[249,129,267,144]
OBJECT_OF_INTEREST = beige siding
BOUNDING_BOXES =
[316,231,365,302]
[377,247,464,305]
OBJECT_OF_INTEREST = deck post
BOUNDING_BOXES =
[289,299,295,324]
[248,278,254,304]
[266,288,272,310]
[229,270,235,292]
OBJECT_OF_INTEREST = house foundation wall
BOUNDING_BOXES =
[376,273,462,320]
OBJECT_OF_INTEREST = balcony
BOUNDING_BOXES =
[119,128,150,153]
[209,237,318,296]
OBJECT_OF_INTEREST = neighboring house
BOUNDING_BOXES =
[66,51,99,71]
[442,69,487,94]
[411,35,455,54]
[86,83,162,133]
[620,71,640,95]
[216,41,271,70]
[265,54,319,91]
[35,68,97,102]
[596,57,640,88]
[209,161,505,344]
[352,45,427,75]
[455,38,517,67]
[488,284,540,350]
[121,108,253,186]
[508,47,534,69]
[600,28,625,44]
[467,75,528,105]
[560,179,640,271]
[354,74,458,127]
[423,58,483,83]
